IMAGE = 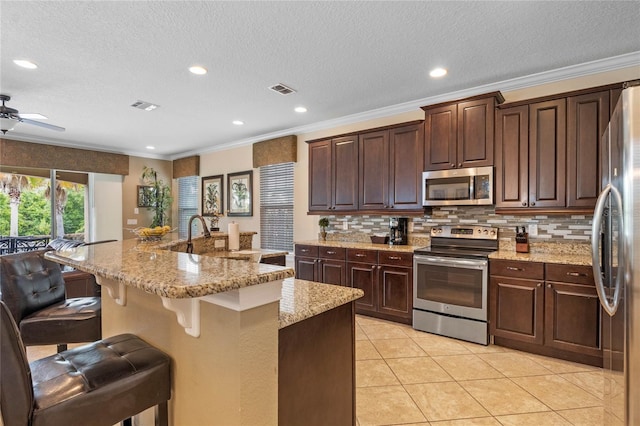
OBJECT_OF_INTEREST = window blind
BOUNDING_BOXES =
[177,176,198,239]
[260,162,294,251]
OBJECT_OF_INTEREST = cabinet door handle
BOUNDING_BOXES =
[301,249,309,253]
[371,265,376,270]
[450,163,455,168]
[547,284,552,288]
[327,251,336,255]
[566,272,587,277]
[506,266,523,271]
[355,253,365,258]
[388,256,402,260]
[537,283,542,287]
[531,201,536,206]
[522,201,528,206]
[458,163,462,168]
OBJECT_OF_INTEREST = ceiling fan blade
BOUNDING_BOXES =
[19,118,65,132]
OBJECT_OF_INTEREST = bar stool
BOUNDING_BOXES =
[0,249,101,352]
[0,301,172,426]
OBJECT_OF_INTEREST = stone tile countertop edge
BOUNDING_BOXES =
[45,239,294,299]
[279,278,363,329]
[295,240,420,253]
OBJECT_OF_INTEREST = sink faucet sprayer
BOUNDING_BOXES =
[186,215,211,254]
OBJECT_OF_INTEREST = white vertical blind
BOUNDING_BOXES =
[177,176,198,239]
[260,162,293,251]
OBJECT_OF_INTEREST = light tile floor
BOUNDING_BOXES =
[25,315,607,426]
[354,314,606,426]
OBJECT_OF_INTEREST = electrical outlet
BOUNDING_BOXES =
[127,219,137,225]
[134,208,139,214]
[343,221,348,230]
[528,224,538,236]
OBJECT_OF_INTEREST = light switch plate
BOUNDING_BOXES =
[134,208,139,214]
[528,224,538,236]
[408,221,414,232]
[343,221,348,230]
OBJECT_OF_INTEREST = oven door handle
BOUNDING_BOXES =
[414,255,487,269]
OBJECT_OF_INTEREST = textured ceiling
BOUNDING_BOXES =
[1,1,639,159]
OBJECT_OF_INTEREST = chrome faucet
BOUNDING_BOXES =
[186,215,211,254]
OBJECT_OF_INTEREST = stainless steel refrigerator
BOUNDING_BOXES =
[592,82,640,425]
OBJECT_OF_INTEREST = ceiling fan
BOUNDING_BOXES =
[0,94,65,134]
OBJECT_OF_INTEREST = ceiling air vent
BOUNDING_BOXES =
[131,100,159,111]
[268,83,296,95]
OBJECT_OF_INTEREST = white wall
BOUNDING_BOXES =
[89,173,123,242]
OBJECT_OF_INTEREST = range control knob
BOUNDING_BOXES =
[483,229,488,234]
[490,230,496,236]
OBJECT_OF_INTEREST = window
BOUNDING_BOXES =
[260,162,294,251]
[0,168,88,252]
[177,176,198,239]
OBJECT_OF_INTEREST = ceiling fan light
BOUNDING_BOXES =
[0,116,18,133]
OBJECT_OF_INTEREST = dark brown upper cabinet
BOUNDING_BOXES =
[423,93,503,171]
[567,91,609,208]
[359,123,424,212]
[308,136,358,212]
[307,121,423,214]
[496,83,621,214]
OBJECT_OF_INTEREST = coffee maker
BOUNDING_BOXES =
[389,217,408,245]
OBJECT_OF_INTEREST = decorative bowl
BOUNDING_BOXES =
[130,226,173,241]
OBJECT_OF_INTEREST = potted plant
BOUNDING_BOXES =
[318,217,329,241]
[141,166,173,228]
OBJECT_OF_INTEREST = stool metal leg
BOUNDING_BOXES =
[56,344,68,353]
[156,402,169,426]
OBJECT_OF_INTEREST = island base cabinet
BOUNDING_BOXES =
[279,303,355,426]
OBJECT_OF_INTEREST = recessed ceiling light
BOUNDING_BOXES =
[189,65,207,75]
[294,106,307,113]
[429,68,448,78]
[13,59,38,69]
[146,146,156,150]
[232,120,244,126]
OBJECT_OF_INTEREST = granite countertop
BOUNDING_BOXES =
[45,239,294,299]
[489,241,592,266]
[278,278,363,329]
[295,240,420,253]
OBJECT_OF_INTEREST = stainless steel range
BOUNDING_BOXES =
[413,225,498,345]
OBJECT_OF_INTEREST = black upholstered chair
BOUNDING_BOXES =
[0,301,171,426]
[0,249,101,352]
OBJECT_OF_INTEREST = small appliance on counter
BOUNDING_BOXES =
[389,217,408,245]
[515,226,529,253]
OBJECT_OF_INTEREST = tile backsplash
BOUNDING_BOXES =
[320,206,593,244]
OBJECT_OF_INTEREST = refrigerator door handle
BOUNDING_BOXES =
[591,183,623,316]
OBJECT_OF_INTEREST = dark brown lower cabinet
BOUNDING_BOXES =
[294,244,347,286]
[63,270,100,298]
[490,259,602,367]
[279,302,355,426]
[347,249,412,324]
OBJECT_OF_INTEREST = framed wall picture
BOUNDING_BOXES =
[137,185,155,207]
[227,170,253,216]
[201,175,224,217]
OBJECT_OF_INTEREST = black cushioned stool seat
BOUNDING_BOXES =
[0,249,101,352]
[1,301,172,426]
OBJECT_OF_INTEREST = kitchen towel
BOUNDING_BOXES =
[228,222,240,251]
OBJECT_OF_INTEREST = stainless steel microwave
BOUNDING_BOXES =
[422,166,494,206]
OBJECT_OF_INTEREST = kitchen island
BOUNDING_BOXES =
[45,238,362,426]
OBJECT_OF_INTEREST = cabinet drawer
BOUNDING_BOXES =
[378,251,412,267]
[545,263,594,286]
[490,259,544,279]
[347,249,378,264]
[319,246,346,260]
[295,244,319,257]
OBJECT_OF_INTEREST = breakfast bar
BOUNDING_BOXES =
[45,239,362,426]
